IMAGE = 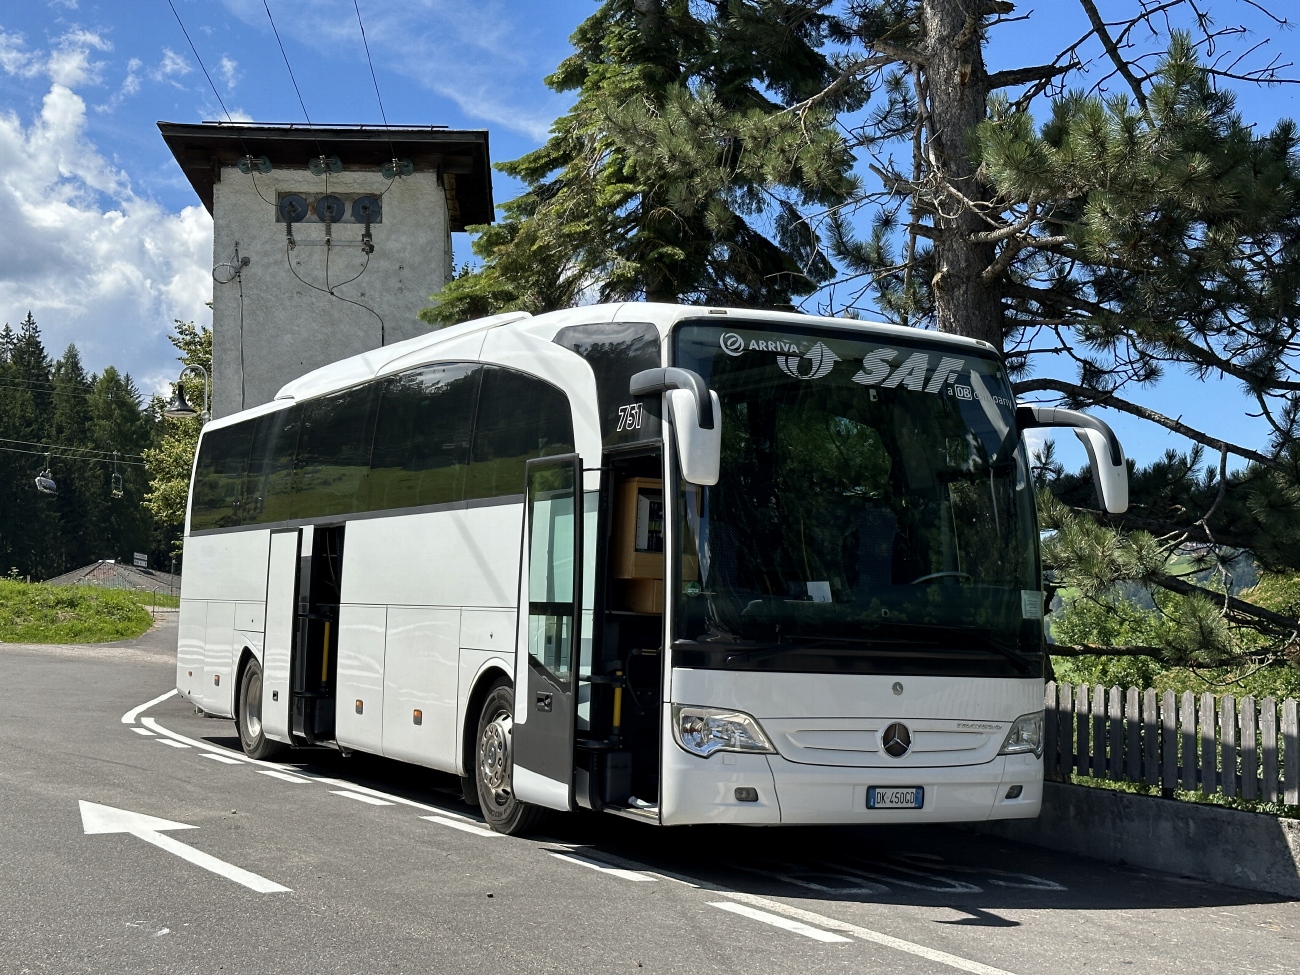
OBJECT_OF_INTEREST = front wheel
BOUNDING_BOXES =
[237,657,289,761]
[475,681,549,835]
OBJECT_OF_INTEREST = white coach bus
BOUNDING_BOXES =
[176,303,1127,834]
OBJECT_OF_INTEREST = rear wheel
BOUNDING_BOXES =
[237,657,289,761]
[475,681,548,835]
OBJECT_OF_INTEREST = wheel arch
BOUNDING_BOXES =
[232,644,260,725]
[460,660,513,778]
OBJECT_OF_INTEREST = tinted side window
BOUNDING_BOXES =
[367,363,480,511]
[190,423,256,531]
[553,321,662,448]
[467,366,575,500]
[293,385,378,519]
[245,406,302,525]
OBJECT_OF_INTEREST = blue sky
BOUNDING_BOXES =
[0,0,1296,471]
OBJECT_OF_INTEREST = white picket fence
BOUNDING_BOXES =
[1044,681,1299,804]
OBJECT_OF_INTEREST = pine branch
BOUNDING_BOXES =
[1013,376,1277,468]
[1051,643,1169,659]
[1077,0,1149,110]
[869,41,928,65]
[1152,573,1300,637]
[986,64,1071,89]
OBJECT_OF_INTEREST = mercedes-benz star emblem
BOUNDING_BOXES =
[881,722,912,758]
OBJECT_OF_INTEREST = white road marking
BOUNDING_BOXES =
[709,901,851,944]
[135,704,513,829]
[201,753,243,765]
[420,815,500,838]
[120,689,178,725]
[139,717,257,763]
[79,800,289,894]
[131,727,156,736]
[548,852,657,882]
[156,739,190,749]
[331,790,394,806]
[573,850,1023,975]
[258,770,310,784]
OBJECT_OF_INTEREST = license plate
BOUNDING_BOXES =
[867,786,924,809]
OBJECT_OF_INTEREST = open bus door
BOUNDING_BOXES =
[511,454,583,811]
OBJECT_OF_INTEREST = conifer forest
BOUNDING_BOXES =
[0,312,173,579]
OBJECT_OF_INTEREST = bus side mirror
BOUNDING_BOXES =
[630,367,721,486]
[1016,405,1128,514]
[667,388,722,486]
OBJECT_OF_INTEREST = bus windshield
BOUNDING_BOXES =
[672,321,1042,678]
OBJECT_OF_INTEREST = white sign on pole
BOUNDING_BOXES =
[133,552,148,568]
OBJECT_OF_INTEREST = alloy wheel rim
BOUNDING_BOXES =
[480,708,513,806]
[244,672,263,740]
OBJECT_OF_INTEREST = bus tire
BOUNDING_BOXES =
[237,657,289,761]
[475,681,548,835]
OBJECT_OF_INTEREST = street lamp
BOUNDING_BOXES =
[164,364,210,422]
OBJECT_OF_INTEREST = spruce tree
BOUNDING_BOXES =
[49,345,102,573]
[90,367,154,566]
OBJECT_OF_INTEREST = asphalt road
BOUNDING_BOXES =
[2,621,1298,975]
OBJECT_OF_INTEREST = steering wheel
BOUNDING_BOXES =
[909,571,973,585]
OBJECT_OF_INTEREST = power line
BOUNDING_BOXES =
[0,438,146,461]
[0,446,148,467]
[352,0,398,161]
[263,0,324,158]
[165,0,235,122]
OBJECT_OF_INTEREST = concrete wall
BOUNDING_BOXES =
[210,168,452,417]
[973,781,1300,898]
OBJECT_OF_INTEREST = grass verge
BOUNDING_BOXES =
[0,580,155,644]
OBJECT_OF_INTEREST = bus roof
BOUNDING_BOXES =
[270,302,997,408]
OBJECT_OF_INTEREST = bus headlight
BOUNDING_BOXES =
[672,705,776,758]
[998,711,1044,758]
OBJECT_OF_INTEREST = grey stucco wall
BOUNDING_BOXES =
[210,168,451,417]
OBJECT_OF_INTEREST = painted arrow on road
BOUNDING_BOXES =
[79,800,290,893]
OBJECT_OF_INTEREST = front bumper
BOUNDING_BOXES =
[659,745,1042,826]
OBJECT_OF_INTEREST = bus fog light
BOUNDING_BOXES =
[672,705,776,758]
[1005,784,1023,799]
[734,787,759,802]
[998,711,1044,758]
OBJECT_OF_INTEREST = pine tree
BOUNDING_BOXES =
[794,1,1300,675]
[423,0,861,324]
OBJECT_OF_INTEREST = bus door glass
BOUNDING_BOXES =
[512,454,583,811]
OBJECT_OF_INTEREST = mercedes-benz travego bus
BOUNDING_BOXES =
[175,303,1127,834]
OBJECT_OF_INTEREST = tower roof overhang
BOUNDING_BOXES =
[157,121,494,230]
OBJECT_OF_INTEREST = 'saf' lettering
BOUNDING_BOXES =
[852,349,897,385]
[925,356,967,393]
[881,352,930,391]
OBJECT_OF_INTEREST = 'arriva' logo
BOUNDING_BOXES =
[777,341,840,380]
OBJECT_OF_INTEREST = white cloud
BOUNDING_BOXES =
[0,27,109,87]
[154,47,192,83]
[0,30,41,78]
[0,81,212,382]
[95,56,142,113]
[46,28,109,87]
[218,55,238,91]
